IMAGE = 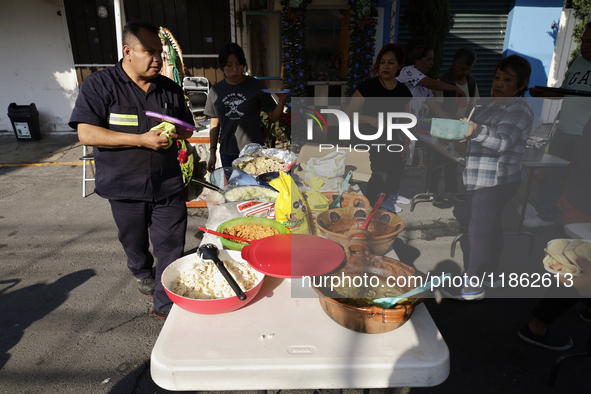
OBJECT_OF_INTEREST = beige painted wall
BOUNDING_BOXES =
[0,0,78,133]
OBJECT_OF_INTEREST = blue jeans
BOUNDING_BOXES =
[535,129,580,221]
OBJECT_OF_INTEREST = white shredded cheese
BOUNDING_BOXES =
[172,257,260,300]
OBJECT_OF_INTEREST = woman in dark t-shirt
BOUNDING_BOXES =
[204,43,289,171]
[346,44,413,212]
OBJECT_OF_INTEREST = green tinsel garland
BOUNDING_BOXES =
[346,0,378,96]
[280,0,312,144]
[280,0,312,101]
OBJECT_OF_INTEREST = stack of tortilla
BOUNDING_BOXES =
[543,239,591,275]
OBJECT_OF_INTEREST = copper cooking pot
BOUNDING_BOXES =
[312,242,426,334]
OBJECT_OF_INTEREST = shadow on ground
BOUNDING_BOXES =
[0,269,95,370]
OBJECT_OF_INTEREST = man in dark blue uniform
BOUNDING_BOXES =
[69,20,194,318]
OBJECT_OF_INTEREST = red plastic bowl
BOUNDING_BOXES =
[162,250,265,315]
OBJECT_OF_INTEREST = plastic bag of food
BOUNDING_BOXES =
[233,143,297,175]
[236,156,285,175]
[269,172,310,234]
[304,151,346,191]
[303,176,330,236]
[224,185,279,203]
[305,151,346,178]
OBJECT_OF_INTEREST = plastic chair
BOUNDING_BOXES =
[183,77,210,116]
[183,76,209,94]
[80,145,95,197]
[187,91,208,116]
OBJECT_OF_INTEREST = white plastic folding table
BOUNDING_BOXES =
[151,275,450,391]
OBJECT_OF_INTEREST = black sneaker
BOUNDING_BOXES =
[153,309,170,319]
[517,324,573,351]
[581,308,591,323]
[137,277,155,297]
[447,194,467,203]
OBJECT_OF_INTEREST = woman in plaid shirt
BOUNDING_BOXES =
[459,55,534,300]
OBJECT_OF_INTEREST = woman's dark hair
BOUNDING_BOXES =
[122,20,159,47]
[218,43,248,72]
[371,44,405,77]
[495,54,531,93]
[405,44,433,66]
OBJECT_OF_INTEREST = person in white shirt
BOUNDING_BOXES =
[524,23,591,228]
[396,44,466,117]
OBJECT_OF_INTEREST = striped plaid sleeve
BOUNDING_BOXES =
[472,101,532,153]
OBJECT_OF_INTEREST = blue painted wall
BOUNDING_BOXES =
[503,0,564,116]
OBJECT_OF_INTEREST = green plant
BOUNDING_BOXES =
[260,108,302,145]
[568,0,591,67]
[235,5,247,32]
[401,0,451,78]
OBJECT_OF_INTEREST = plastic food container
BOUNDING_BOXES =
[430,118,469,140]
[523,138,548,161]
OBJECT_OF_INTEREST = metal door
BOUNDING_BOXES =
[397,0,511,97]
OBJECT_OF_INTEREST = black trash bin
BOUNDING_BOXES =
[7,103,41,141]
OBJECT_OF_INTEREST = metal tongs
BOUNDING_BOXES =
[198,244,247,301]
[191,178,224,193]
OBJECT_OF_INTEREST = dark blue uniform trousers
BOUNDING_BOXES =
[109,191,187,312]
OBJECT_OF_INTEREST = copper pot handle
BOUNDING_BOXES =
[344,241,371,259]
[345,227,373,241]
[352,195,371,208]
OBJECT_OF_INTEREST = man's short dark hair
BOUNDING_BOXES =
[453,47,477,66]
[123,20,159,47]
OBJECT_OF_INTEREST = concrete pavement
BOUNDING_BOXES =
[0,132,589,393]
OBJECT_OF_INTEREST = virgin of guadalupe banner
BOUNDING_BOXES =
[159,27,185,86]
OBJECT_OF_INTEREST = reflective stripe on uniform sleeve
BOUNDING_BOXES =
[109,113,139,126]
